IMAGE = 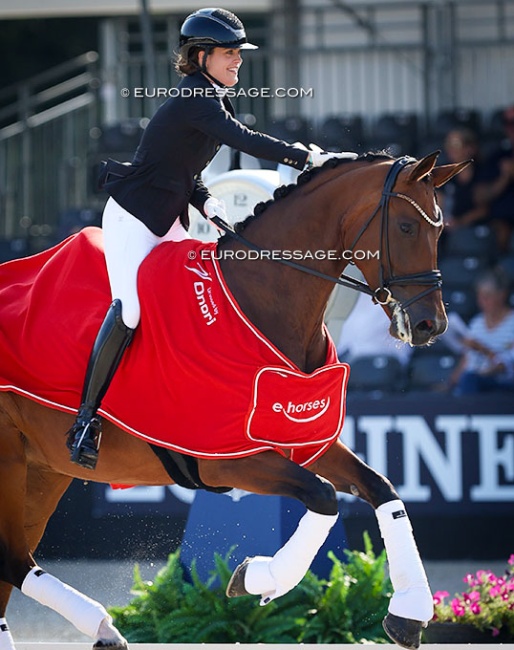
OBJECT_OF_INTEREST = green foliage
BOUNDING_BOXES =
[109,532,392,644]
[300,532,392,644]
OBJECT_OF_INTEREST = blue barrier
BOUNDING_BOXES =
[180,490,348,582]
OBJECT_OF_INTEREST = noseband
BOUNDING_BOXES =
[211,156,443,310]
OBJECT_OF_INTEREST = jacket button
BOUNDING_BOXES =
[193,174,198,180]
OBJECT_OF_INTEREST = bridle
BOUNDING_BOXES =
[345,156,443,309]
[210,156,443,311]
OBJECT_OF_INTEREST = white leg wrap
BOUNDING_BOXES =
[21,567,110,638]
[376,500,434,622]
[0,618,15,650]
[244,509,339,605]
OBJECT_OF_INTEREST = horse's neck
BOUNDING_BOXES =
[219,180,346,373]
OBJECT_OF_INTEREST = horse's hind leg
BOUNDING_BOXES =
[310,440,432,649]
[20,466,129,650]
[200,452,339,605]
[0,462,71,650]
[0,402,127,650]
[0,582,16,650]
[0,406,34,650]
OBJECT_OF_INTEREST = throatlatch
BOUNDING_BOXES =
[67,299,134,470]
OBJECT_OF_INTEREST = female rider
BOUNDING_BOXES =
[67,7,352,469]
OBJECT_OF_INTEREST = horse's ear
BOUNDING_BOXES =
[431,160,473,188]
[408,151,440,183]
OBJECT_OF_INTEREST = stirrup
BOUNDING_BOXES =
[69,417,102,470]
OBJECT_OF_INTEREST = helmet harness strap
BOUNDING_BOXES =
[186,45,226,88]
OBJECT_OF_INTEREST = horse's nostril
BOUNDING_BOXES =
[415,319,435,334]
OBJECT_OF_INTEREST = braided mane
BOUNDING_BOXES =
[218,151,394,242]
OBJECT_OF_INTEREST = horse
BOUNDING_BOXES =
[0,152,468,650]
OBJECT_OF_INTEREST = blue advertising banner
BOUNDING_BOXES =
[92,393,513,519]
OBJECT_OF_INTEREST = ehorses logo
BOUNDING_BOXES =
[272,397,331,423]
[246,365,350,449]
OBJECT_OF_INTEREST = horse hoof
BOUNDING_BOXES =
[382,612,425,649]
[226,557,251,598]
[93,641,128,649]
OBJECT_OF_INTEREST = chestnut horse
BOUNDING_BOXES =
[0,152,467,650]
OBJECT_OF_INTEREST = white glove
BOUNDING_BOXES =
[306,144,358,168]
[203,197,228,232]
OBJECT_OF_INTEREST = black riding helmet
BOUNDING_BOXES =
[180,7,258,50]
[179,8,258,85]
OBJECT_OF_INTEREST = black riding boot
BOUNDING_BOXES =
[67,299,134,470]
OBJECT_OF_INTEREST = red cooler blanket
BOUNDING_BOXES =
[0,227,349,466]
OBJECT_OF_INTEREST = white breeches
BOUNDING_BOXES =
[102,198,190,328]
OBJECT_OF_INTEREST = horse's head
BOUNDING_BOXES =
[344,152,470,346]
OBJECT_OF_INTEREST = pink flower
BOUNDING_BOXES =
[489,586,502,598]
[451,598,466,617]
[464,573,477,586]
[492,628,500,637]
[476,570,489,583]
[488,573,499,585]
[469,602,481,614]
[463,590,480,602]
[433,590,449,605]
[508,554,514,566]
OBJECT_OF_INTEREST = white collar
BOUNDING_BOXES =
[211,81,229,98]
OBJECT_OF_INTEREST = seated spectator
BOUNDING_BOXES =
[450,267,514,395]
[337,291,412,366]
[439,127,488,230]
[474,105,514,252]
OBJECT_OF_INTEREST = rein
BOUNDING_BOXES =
[210,156,443,310]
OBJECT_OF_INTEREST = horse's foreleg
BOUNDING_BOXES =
[310,441,432,649]
[200,452,339,604]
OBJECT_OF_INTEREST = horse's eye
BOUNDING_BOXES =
[400,222,414,235]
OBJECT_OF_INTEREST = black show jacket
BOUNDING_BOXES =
[101,72,309,236]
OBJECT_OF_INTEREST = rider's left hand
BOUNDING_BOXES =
[306,143,358,168]
[203,197,228,232]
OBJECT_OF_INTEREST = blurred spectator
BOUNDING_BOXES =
[450,267,514,395]
[474,105,514,252]
[337,292,412,366]
[439,128,488,230]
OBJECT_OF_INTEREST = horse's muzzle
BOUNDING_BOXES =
[411,314,448,346]
[388,299,448,347]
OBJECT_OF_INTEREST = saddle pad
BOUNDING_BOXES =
[246,365,349,447]
[0,227,350,467]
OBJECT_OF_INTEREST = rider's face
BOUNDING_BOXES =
[203,47,242,86]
